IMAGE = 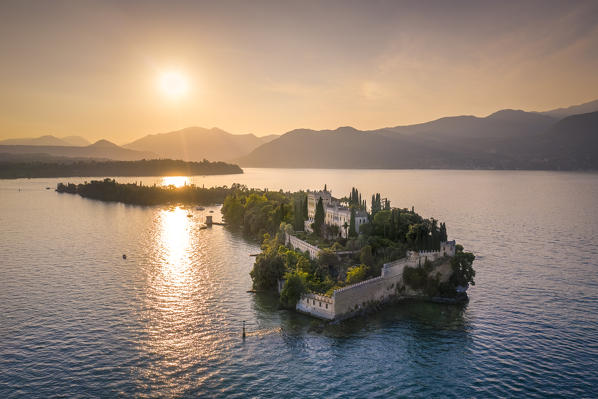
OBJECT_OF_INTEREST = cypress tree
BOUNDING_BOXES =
[302,195,308,220]
[349,207,357,237]
[313,197,325,236]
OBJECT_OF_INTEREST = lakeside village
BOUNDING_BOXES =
[222,186,476,321]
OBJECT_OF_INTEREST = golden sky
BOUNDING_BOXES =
[1,0,597,143]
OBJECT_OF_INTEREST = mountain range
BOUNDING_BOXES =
[1,98,597,169]
[0,139,156,161]
[123,127,277,162]
[238,101,598,170]
[0,135,91,146]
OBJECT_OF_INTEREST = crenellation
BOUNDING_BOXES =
[290,235,457,320]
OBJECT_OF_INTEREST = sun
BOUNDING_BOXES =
[158,70,189,99]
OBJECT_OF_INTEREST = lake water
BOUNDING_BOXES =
[1,169,597,398]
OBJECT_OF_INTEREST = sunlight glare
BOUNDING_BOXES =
[161,176,190,188]
[159,206,192,282]
[158,71,189,99]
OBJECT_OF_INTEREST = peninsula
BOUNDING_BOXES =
[56,178,245,206]
[222,186,475,321]
[1,158,242,179]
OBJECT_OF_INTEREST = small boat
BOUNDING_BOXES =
[196,206,205,211]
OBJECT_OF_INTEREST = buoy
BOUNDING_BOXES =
[122,254,127,260]
[242,321,246,339]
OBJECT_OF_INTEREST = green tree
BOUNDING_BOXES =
[302,195,308,220]
[296,256,313,274]
[222,195,244,226]
[450,245,476,287]
[249,234,286,291]
[349,207,357,237]
[317,248,340,279]
[313,196,325,236]
[373,209,392,238]
[346,264,368,285]
[318,249,339,268]
[439,222,448,242]
[293,198,305,231]
[279,271,307,308]
[359,245,374,268]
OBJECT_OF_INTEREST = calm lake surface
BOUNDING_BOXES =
[1,169,597,398]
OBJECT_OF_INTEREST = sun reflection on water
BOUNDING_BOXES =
[159,206,192,282]
[161,176,190,188]
[139,206,204,394]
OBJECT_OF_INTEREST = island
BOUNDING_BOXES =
[222,186,475,321]
[55,179,475,321]
[0,158,242,179]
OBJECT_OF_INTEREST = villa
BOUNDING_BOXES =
[304,189,368,238]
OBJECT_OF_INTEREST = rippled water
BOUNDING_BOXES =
[1,169,597,398]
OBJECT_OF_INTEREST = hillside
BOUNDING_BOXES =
[379,109,556,140]
[124,127,275,161]
[539,99,598,119]
[0,139,157,161]
[0,135,90,146]
[238,126,510,169]
[1,159,242,179]
[533,111,598,169]
[239,108,598,170]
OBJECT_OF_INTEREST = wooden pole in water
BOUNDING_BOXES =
[242,321,246,339]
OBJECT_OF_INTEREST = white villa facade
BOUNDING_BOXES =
[304,189,368,238]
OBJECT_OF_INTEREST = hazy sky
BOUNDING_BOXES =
[1,0,597,143]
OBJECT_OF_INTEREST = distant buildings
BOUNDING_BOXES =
[304,189,368,238]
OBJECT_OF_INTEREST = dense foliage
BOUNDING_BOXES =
[57,178,239,205]
[2,158,242,179]
[233,185,476,306]
[222,190,302,240]
[402,246,476,298]
[249,234,288,291]
[450,245,476,287]
[250,231,344,301]
[345,264,368,285]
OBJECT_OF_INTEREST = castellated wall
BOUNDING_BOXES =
[286,234,319,259]
[290,236,456,320]
[297,293,335,320]
[333,258,410,318]
[334,276,394,317]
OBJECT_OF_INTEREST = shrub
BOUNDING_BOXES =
[346,264,368,285]
[279,271,307,308]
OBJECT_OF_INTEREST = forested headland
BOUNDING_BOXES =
[1,158,242,179]
[221,186,475,308]
[56,178,245,206]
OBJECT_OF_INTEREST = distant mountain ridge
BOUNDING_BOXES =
[539,99,598,119]
[124,127,276,162]
[0,135,90,146]
[1,98,596,169]
[0,139,156,161]
[238,100,598,170]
